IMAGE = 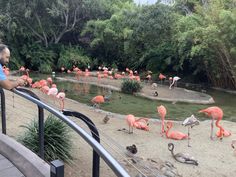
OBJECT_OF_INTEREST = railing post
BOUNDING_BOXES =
[50,160,64,177]
[14,88,45,159]
[62,110,100,177]
[0,88,6,134]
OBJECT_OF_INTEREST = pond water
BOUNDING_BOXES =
[30,73,236,122]
[55,81,236,122]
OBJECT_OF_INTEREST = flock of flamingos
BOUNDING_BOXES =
[3,65,236,164]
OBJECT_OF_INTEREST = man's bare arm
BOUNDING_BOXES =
[0,78,25,90]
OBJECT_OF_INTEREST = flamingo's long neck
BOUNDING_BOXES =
[161,116,165,133]
[215,117,224,137]
[170,80,175,87]
[170,145,175,157]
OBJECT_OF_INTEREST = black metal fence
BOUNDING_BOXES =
[0,88,130,177]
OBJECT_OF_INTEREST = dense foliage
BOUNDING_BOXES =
[18,114,72,163]
[0,0,236,89]
[121,79,142,94]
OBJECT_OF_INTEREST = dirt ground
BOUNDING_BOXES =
[4,75,236,177]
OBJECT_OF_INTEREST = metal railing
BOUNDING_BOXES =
[0,88,130,177]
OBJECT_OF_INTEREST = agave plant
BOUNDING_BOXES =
[18,114,73,163]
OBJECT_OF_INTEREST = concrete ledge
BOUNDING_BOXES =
[0,133,50,177]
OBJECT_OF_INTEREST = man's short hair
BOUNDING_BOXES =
[0,44,8,54]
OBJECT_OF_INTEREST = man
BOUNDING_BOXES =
[0,44,25,89]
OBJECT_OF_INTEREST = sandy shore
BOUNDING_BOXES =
[4,75,236,177]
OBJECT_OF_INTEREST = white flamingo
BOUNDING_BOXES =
[182,115,200,147]
[169,76,181,89]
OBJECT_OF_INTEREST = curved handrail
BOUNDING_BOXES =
[11,88,130,177]
[62,110,100,177]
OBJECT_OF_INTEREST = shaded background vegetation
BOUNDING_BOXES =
[0,0,236,89]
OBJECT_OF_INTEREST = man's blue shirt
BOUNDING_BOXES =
[0,64,6,80]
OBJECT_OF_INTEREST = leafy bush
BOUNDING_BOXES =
[18,114,72,163]
[121,79,142,94]
[57,46,91,70]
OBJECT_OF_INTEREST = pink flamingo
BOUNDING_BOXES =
[103,69,108,78]
[19,66,25,72]
[159,73,166,84]
[135,76,140,82]
[97,72,102,83]
[32,81,41,88]
[85,69,90,78]
[199,106,231,140]
[126,114,136,134]
[76,69,82,80]
[56,92,66,110]
[73,67,79,72]
[39,79,48,87]
[157,105,166,135]
[47,77,53,86]
[41,85,50,94]
[91,95,105,108]
[166,121,188,140]
[51,84,57,88]
[48,87,58,104]
[114,73,122,79]
[134,118,149,131]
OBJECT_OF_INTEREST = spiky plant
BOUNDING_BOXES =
[18,114,72,163]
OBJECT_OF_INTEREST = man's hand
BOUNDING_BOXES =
[16,78,25,87]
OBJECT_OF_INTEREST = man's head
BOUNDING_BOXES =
[0,44,10,65]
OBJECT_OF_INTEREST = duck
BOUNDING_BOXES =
[126,144,138,154]
[103,115,110,124]
[168,143,198,166]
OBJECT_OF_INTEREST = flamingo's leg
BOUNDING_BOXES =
[188,127,191,147]
[210,119,214,140]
